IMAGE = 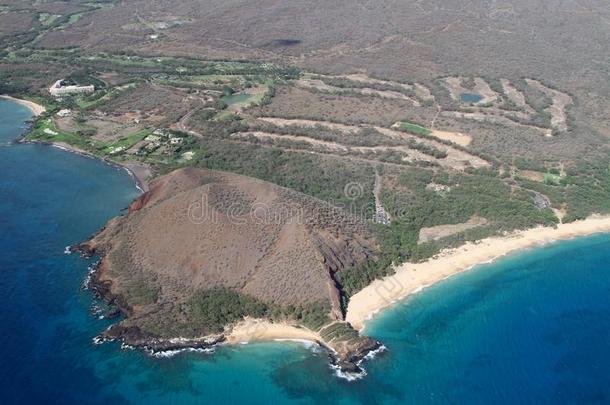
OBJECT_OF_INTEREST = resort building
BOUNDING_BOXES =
[56,109,72,117]
[49,79,94,98]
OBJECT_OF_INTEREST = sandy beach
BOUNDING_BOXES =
[227,318,321,344]
[346,215,610,331]
[0,95,46,116]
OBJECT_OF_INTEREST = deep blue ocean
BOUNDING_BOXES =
[1,98,610,404]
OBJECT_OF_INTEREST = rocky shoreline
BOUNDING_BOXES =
[76,243,227,352]
[74,240,383,377]
[326,336,383,376]
[100,324,226,356]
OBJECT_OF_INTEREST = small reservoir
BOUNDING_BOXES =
[460,92,483,103]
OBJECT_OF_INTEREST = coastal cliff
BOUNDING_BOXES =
[78,167,382,373]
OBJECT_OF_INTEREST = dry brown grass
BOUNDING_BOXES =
[253,85,436,127]
[87,168,379,334]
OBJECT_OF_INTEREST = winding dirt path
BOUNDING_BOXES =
[373,169,391,224]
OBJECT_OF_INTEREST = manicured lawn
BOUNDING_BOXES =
[100,129,152,155]
[26,118,150,157]
[27,118,102,151]
[397,121,432,136]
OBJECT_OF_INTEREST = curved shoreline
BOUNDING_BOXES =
[0,95,46,116]
[21,139,150,192]
[346,215,610,331]
[1,95,149,192]
[227,318,322,344]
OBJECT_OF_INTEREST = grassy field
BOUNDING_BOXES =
[76,84,136,110]
[396,121,432,136]
[27,117,103,151]
[27,116,160,159]
[222,93,256,106]
[100,129,152,155]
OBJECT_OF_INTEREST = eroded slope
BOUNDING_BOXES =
[81,168,378,342]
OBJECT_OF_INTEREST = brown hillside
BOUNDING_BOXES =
[83,167,378,337]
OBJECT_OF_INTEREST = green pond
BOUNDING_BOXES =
[460,93,483,103]
[221,93,254,106]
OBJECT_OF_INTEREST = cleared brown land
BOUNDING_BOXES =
[295,77,420,105]
[9,1,610,138]
[525,79,572,133]
[430,130,472,146]
[100,83,199,126]
[0,10,36,35]
[21,0,603,144]
[418,217,488,244]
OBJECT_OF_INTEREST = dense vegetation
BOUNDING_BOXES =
[563,156,610,222]
[186,135,376,215]
[338,166,559,297]
[188,288,331,333]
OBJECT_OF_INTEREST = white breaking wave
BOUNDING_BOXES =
[148,347,216,358]
[330,344,387,381]
[329,364,367,382]
[92,335,110,345]
[82,262,99,290]
[362,345,387,361]
[273,338,317,349]
[123,167,144,192]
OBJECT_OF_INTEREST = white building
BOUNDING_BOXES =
[49,79,94,98]
[56,109,72,117]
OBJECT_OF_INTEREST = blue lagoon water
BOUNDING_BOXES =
[1,98,610,404]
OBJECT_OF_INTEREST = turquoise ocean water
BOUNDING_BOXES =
[1,98,610,404]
